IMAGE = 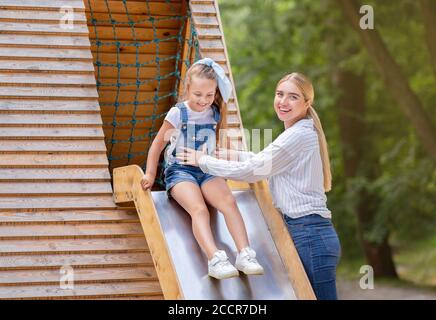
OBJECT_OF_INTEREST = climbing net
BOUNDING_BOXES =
[87,0,200,186]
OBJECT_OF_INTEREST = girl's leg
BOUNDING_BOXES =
[200,177,249,252]
[170,181,218,259]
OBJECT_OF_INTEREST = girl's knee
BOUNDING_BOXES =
[189,205,210,218]
[221,194,238,208]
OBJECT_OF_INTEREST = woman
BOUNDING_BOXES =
[177,73,341,300]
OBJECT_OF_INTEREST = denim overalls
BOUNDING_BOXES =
[164,102,220,196]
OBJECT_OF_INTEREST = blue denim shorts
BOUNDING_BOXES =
[164,163,217,197]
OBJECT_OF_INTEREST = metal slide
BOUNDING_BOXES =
[113,165,314,300]
[151,190,296,300]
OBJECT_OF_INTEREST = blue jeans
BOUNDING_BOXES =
[283,214,341,300]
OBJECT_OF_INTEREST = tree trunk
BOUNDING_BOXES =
[358,198,398,277]
[337,0,436,162]
[363,238,397,277]
[334,70,398,278]
[418,0,436,78]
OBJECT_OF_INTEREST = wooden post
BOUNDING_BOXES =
[176,0,192,98]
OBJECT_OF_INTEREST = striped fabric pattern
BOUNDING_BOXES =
[198,118,331,219]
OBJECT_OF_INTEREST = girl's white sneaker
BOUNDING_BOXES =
[235,247,265,275]
[208,250,239,280]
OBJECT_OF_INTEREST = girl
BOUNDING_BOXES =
[140,58,264,280]
[178,73,342,299]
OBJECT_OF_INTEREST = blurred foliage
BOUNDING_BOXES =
[218,0,436,261]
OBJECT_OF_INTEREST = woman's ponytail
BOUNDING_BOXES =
[308,106,332,192]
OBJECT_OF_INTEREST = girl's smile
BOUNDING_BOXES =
[187,76,217,112]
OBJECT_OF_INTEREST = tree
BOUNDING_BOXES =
[219,0,436,281]
[418,0,436,78]
[325,0,398,277]
[337,0,436,162]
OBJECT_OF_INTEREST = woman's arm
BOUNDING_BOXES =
[141,120,175,189]
[215,147,255,161]
[237,150,256,161]
[198,142,296,183]
[178,127,311,183]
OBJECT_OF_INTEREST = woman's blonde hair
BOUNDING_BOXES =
[179,63,224,134]
[277,73,332,192]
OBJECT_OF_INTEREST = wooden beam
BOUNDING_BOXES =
[113,164,183,300]
[227,180,250,190]
[176,0,191,98]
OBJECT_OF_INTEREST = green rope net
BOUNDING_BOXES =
[87,0,200,187]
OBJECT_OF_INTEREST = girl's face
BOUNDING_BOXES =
[274,80,310,127]
[186,75,217,112]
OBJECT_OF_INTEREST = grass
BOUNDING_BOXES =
[337,234,436,293]
[393,235,436,289]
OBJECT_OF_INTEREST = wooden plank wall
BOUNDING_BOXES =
[0,0,245,300]
[0,0,163,299]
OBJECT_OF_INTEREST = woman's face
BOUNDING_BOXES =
[186,75,217,112]
[274,80,310,126]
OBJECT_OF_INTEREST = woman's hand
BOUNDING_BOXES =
[140,173,155,190]
[176,145,207,167]
[215,147,239,161]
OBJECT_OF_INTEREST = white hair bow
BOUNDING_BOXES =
[193,57,233,103]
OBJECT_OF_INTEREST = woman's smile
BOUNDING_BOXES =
[278,105,292,115]
[274,80,310,128]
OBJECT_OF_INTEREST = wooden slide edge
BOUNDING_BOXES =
[113,164,183,300]
[251,180,317,300]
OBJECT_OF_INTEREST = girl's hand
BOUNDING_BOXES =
[176,145,207,167]
[215,147,239,161]
[140,173,155,190]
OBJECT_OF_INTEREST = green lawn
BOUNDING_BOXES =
[337,235,436,292]
[394,235,436,288]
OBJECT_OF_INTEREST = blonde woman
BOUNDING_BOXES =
[178,73,341,299]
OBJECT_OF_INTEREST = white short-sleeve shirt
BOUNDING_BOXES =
[164,101,217,129]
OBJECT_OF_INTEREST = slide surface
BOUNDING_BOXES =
[151,190,297,300]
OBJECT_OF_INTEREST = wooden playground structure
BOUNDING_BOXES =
[0,0,315,299]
